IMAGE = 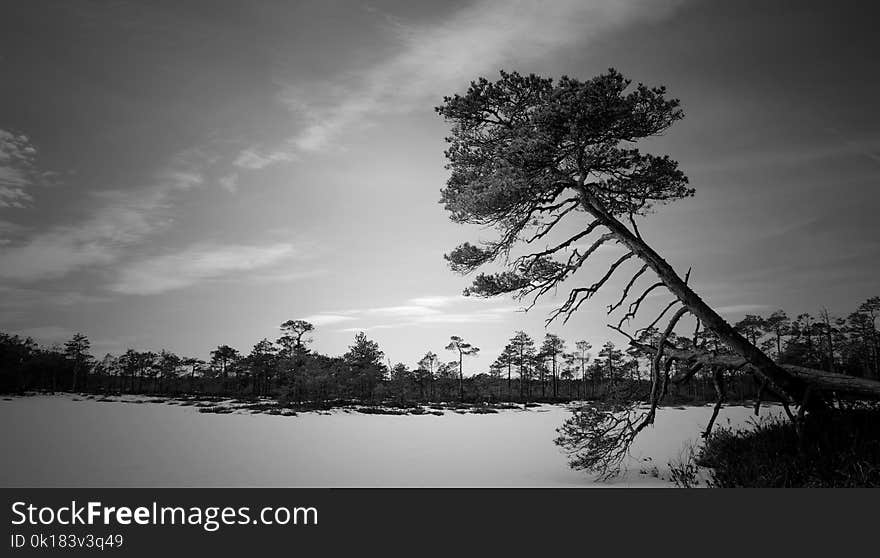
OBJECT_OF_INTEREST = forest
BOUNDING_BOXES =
[1,298,877,411]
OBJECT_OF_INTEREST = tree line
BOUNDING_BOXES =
[1,297,876,406]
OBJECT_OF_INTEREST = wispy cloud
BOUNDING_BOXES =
[218,173,239,193]
[232,148,296,170]
[0,149,210,281]
[0,285,111,310]
[301,314,358,326]
[0,129,40,208]
[111,243,299,295]
[280,0,683,155]
[234,0,683,169]
[339,324,401,333]
[250,268,327,284]
[408,295,469,307]
[367,305,443,317]
[322,293,526,332]
[337,311,508,333]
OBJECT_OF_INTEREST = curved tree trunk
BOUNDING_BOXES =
[578,188,811,400]
[576,187,880,402]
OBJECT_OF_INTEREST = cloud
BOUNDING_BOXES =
[233,147,296,170]
[338,324,399,333]
[0,190,161,280]
[0,149,210,281]
[324,293,524,332]
[249,268,327,284]
[269,0,683,157]
[0,129,39,208]
[366,305,443,317]
[111,243,299,295]
[408,295,469,307]
[337,311,507,333]
[0,286,110,309]
[301,314,358,326]
[218,173,239,193]
[415,312,505,324]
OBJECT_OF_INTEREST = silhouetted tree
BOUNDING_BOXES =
[389,363,413,403]
[156,350,181,394]
[574,341,592,398]
[508,331,535,401]
[540,333,565,399]
[210,345,240,394]
[277,320,314,398]
[247,339,277,396]
[436,360,459,401]
[64,333,91,392]
[416,351,439,401]
[344,332,386,401]
[763,310,790,362]
[445,335,480,401]
[562,352,576,399]
[734,315,766,346]
[182,357,205,392]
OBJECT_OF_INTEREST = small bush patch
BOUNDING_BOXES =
[697,408,880,487]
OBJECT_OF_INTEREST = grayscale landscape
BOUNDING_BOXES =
[1,1,878,488]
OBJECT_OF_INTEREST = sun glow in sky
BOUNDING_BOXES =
[1,0,878,369]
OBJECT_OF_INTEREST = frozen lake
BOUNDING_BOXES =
[0,395,776,487]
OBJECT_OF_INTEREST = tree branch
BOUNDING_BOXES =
[637,300,682,336]
[607,264,650,314]
[546,251,635,325]
[616,282,665,328]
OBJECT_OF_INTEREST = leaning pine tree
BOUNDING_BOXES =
[436,69,880,477]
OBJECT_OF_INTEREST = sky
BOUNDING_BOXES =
[1,0,878,370]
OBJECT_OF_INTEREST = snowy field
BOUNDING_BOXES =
[0,395,780,487]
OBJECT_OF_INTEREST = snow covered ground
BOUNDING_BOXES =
[0,394,780,487]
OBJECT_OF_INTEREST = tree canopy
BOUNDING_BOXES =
[438,68,880,476]
[439,69,692,307]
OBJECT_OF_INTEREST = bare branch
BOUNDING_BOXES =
[703,368,726,438]
[616,282,665,328]
[606,324,637,344]
[637,299,682,336]
[525,197,583,243]
[628,213,643,240]
[546,251,635,325]
[517,221,601,273]
[607,264,649,314]
[646,306,691,424]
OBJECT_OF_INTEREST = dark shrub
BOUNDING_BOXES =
[698,408,880,487]
[198,406,234,414]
